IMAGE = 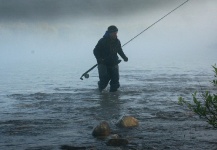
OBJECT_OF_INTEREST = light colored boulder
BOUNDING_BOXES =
[117,116,139,128]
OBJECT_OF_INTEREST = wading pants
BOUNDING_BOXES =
[97,64,120,92]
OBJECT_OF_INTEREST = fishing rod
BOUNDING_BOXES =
[80,0,189,80]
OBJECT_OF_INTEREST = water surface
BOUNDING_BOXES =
[0,57,216,150]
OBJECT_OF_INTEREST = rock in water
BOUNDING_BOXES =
[60,145,86,150]
[92,121,111,137]
[117,116,139,128]
[106,139,129,146]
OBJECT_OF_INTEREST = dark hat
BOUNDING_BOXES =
[107,25,118,33]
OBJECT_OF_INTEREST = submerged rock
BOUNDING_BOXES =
[109,134,120,139]
[116,116,139,128]
[107,134,129,146]
[92,121,111,137]
[61,145,96,150]
[106,139,129,146]
[60,145,87,150]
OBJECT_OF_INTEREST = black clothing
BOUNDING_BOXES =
[107,25,118,33]
[97,64,120,92]
[93,35,127,92]
[93,36,127,66]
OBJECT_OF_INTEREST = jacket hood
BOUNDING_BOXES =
[103,31,110,38]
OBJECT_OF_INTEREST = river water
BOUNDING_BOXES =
[0,54,216,150]
[1,0,217,149]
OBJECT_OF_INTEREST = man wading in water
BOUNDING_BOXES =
[93,25,128,92]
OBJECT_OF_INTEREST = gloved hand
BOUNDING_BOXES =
[124,57,128,62]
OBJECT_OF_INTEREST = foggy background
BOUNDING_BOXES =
[0,0,217,69]
[1,1,217,149]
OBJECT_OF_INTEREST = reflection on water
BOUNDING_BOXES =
[0,63,217,149]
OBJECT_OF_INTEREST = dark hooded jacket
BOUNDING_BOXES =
[93,32,127,66]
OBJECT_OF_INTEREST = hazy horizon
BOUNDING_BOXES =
[0,0,216,67]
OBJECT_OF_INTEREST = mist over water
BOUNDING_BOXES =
[0,0,217,149]
[0,0,216,67]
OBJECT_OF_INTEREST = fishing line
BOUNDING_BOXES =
[80,0,189,80]
[121,0,189,47]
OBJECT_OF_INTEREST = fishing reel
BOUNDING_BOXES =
[80,73,89,80]
[80,64,98,80]
[84,73,89,79]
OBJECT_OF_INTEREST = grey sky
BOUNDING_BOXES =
[0,0,217,64]
[0,0,177,21]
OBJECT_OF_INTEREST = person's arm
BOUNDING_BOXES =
[117,40,128,62]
